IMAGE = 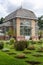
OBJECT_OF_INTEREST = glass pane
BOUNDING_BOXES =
[20,20,31,35]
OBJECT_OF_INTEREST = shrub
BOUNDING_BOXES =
[23,41,28,48]
[27,40,37,45]
[28,40,39,44]
[14,41,28,51]
[40,39,43,44]
[7,52,16,55]
[10,38,15,45]
[23,50,31,54]
[15,54,26,59]
[2,48,10,52]
[10,44,14,49]
[38,47,43,52]
[33,53,43,57]
[0,41,4,49]
[38,40,43,44]
[28,40,38,44]
[31,41,37,44]
[27,40,32,44]
[6,41,10,44]
[27,45,35,50]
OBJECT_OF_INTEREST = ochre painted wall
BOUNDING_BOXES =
[16,18,20,37]
[31,20,35,37]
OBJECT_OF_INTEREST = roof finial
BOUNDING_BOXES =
[20,1,23,9]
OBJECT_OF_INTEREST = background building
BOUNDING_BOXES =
[0,7,38,40]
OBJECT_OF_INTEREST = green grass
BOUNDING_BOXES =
[0,40,43,65]
[0,50,28,65]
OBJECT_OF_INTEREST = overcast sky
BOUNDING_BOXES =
[0,0,43,18]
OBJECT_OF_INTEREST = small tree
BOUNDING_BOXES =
[38,30,43,39]
[38,16,43,30]
[8,28,15,37]
[38,16,43,39]
[0,17,4,24]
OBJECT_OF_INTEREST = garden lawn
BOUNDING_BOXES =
[0,51,28,65]
[0,40,43,65]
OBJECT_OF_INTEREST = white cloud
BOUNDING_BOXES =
[23,0,43,17]
[0,0,43,18]
[8,0,23,6]
[0,4,8,18]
